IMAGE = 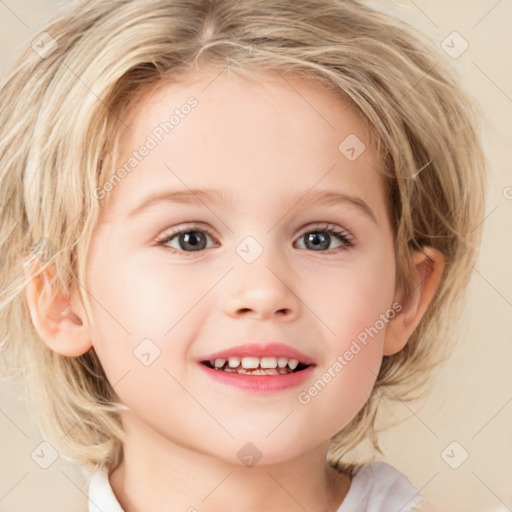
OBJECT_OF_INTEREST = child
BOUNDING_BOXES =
[0,0,487,510]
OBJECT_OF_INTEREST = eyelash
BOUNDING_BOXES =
[155,223,354,255]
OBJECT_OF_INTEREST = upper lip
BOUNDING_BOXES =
[199,342,315,365]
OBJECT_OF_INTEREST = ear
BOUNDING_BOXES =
[23,261,93,357]
[383,246,445,356]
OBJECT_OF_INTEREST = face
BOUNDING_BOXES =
[84,68,397,465]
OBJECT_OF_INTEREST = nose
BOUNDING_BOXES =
[223,258,301,322]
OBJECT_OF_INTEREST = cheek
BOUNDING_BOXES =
[83,250,201,428]
[83,243,224,449]
[298,253,395,412]
[83,245,209,380]
[306,251,396,345]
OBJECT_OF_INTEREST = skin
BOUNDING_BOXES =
[25,67,445,512]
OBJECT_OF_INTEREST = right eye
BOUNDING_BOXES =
[155,225,219,254]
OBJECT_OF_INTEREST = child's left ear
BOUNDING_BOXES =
[383,246,446,356]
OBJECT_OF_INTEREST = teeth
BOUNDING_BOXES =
[210,356,305,372]
[243,368,279,375]
[228,357,240,368]
[288,359,299,370]
[277,357,288,368]
[241,357,260,369]
[260,357,277,369]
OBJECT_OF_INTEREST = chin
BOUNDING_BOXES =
[215,436,316,469]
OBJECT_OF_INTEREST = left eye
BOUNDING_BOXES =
[294,224,353,252]
[156,223,354,254]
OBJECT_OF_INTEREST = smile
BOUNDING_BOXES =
[201,356,310,375]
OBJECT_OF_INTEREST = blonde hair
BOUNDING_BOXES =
[0,0,487,474]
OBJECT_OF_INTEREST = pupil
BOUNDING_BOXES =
[182,232,205,251]
[307,232,328,250]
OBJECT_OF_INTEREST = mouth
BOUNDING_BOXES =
[200,356,312,376]
[197,342,316,392]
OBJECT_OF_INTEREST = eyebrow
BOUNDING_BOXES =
[126,188,378,224]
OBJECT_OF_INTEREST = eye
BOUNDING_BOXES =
[155,222,354,255]
[294,223,353,252]
[156,224,218,253]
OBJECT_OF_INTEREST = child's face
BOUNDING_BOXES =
[84,68,398,464]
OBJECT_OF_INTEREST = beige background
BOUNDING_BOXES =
[0,1,510,511]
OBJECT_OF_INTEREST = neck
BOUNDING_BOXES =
[109,411,351,512]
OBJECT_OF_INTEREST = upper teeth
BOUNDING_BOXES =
[213,356,300,370]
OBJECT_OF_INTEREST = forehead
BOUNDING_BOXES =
[100,67,387,225]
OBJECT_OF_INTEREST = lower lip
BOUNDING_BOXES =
[198,363,315,393]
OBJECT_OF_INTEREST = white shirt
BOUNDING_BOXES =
[87,461,428,512]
